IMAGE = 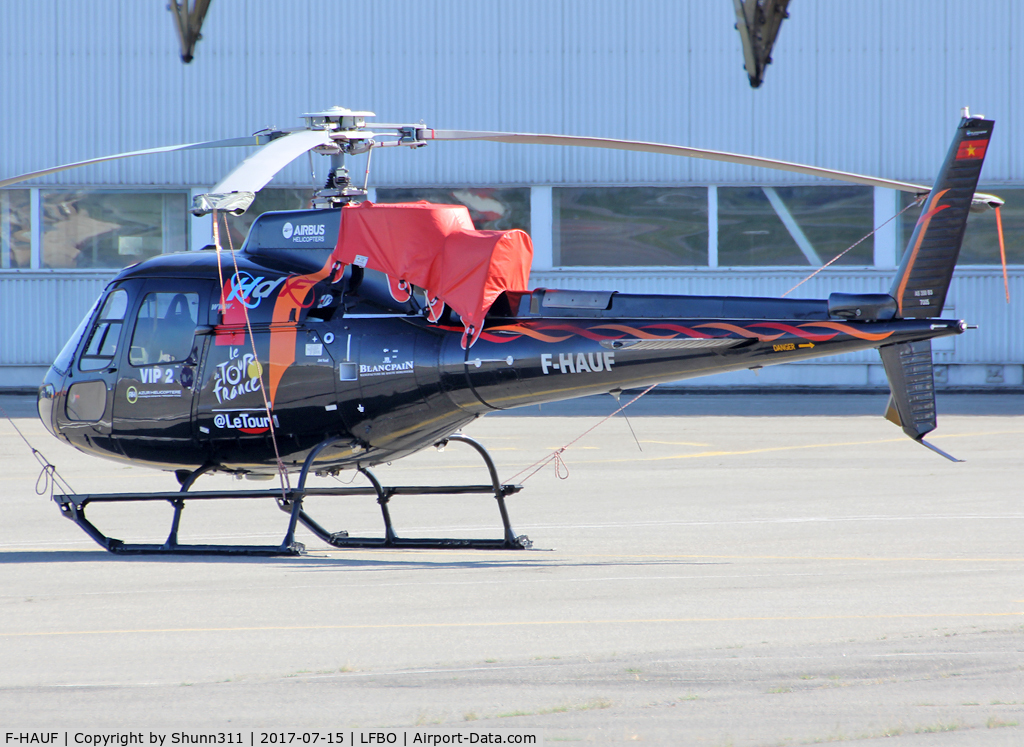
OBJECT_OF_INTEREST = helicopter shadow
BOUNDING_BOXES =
[286,552,731,573]
[0,549,729,571]
[0,547,545,569]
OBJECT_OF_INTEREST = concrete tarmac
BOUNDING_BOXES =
[2,393,1023,745]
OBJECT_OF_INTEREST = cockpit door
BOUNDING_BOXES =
[54,282,138,459]
[110,279,211,462]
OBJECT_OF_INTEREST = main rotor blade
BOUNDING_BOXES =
[0,135,273,189]
[422,130,933,195]
[210,129,333,195]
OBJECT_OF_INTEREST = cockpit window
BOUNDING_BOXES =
[53,294,102,377]
[78,289,129,372]
[129,292,198,366]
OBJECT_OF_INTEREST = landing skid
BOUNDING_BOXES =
[54,434,531,556]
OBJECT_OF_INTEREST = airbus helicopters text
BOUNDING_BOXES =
[4,107,996,555]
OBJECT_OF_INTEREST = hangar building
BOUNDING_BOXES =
[1,0,1021,390]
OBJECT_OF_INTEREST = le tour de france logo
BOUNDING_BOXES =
[212,347,263,404]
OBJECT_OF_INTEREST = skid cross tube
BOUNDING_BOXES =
[53,435,530,555]
[55,475,308,557]
[289,434,531,550]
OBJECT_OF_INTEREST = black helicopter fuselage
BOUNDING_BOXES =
[36,208,963,478]
[17,114,994,555]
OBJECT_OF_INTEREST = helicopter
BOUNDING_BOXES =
[3,107,998,556]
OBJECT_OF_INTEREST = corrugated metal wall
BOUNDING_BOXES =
[2,269,1018,371]
[1,1,1022,188]
[529,269,1024,367]
[0,273,111,365]
[1,1,1021,386]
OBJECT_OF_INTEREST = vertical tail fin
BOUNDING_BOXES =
[880,340,936,439]
[880,114,992,461]
[879,339,962,462]
[889,116,994,318]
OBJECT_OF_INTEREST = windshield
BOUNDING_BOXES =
[51,294,103,377]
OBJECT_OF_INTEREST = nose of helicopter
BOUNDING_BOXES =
[37,377,59,437]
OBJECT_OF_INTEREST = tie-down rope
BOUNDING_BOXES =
[212,212,292,498]
[505,383,658,485]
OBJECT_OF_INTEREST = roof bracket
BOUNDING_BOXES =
[733,0,791,88]
[169,0,212,64]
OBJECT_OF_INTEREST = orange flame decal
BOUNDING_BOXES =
[588,323,680,340]
[480,324,573,343]
[895,189,950,315]
[695,323,784,341]
[798,321,894,342]
[267,263,336,408]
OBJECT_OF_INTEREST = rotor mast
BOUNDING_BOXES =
[301,108,428,208]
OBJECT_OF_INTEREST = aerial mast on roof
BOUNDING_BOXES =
[733,0,791,88]
[169,0,212,64]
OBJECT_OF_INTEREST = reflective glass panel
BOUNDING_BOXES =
[79,289,128,371]
[52,294,103,377]
[375,188,530,232]
[718,186,874,267]
[65,381,107,422]
[554,187,707,266]
[130,292,199,366]
[225,188,315,249]
[1,190,31,269]
[899,188,1024,265]
[42,191,188,269]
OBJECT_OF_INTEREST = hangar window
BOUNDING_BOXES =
[551,186,874,267]
[900,188,1024,265]
[376,187,530,233]
[553,187,708,266]
[716,186,874,267]
[41,190,188,270]
[0,190,31,269]
[225,188,315,248]
[220,187,531,248]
